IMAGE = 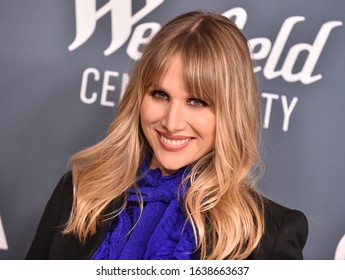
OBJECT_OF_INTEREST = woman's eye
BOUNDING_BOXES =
[150,90,168,100]
[188,98,208,107]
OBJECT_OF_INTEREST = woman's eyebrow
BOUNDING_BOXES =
[149,84,169,93]
[149,84,200,99]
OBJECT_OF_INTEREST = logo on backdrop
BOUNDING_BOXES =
[68,0,164,57]
[0,215,8,250]
[68,2,342,131]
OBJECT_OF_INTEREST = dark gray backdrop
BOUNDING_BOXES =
[0,0,344,259]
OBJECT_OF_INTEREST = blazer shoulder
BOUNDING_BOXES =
[52,171,74,200]
[264,198,307,225]
[42,171,74,224]
[26,171,74,259]
[249,197,308,259]
[26,171,124,259]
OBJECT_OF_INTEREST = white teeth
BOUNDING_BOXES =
[160,135,190,146]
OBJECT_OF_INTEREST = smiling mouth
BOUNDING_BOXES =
[156,131,194,150]
[160,134,192,146]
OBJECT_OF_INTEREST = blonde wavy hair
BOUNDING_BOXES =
[64,11,264,260]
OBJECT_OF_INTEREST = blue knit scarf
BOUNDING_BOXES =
[91,158,196,259]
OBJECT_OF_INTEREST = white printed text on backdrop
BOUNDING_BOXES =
[68,1,342,133]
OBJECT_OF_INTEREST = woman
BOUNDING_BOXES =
[26,11,308,260]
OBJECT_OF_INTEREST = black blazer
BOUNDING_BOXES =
[26,173,308,259]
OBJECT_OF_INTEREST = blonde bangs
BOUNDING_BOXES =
[180,37,220,108]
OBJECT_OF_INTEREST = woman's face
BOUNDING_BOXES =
[140,54,216,176]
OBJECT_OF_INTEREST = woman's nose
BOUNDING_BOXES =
[161,103,186,133]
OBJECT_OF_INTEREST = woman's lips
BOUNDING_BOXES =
[156,131,194,151]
